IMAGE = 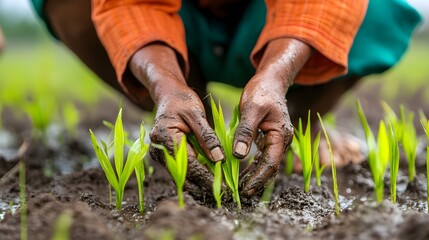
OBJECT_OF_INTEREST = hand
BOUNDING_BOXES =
[129,43,225,196]
[234,38,312,196]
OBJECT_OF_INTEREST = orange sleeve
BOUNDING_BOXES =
[252,0,368,85]
[92,0,187,105]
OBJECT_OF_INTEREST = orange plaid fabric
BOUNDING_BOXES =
[92,0,368,90]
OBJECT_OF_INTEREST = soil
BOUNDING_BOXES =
[1,82,429,240]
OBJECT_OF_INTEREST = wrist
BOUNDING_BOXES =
[129,43,187,104]
[255,38,312,92]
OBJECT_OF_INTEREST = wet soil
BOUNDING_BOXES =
[1,85,429,240]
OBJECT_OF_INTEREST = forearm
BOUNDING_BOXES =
[129,43,187,104]
[253,38,312,93]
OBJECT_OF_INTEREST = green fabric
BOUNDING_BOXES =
[180,0,265,87]
[344,0,422,78]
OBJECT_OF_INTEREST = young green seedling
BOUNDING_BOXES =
[212,99,241,209]
[189,134,223,208]
[52,210,73,240]
[89,109,149,209]
[188,98,241,209]
[313,135,325,187]
[284,148,294,177]
[213,161,223,208]
[62,101,80,138]
[400,106,419,182]
[420,112,429,213]
[357,101,389,203]
[317,113,340,216]
[382,102,419,183]
[292,111,321,192]
[155,136,188,208]
[134,124,146,213]
[388,124,400,203]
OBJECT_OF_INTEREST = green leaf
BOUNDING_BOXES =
[213,161,223,208]
[114,109,125,176]
[89,130,119,192]
[119,138,148,188]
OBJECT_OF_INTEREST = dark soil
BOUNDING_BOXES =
[1,84,429,240]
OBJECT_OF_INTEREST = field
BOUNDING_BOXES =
[0,35,429,239]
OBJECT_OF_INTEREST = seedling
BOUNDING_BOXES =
[399,106,419,182]
[284,148,293,176]
[189,98,241,209]
[134,124,146,213]
[313,136,325,187]
[293,111,321,192]
[420,112,429,213]
[213,161,223,208]
[318,113,340,216]
[52,210,73,240]
[357,101,389,203]
[155,136,188,208]
[25,95,57,140]
[89,109,149,209]
[382,102,419,182]
[189,134,223,208]
[388,124,400,204]
[62,101,80,138]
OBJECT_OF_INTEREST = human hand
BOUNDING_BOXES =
[129,43,225,197]
[234,38,312,196]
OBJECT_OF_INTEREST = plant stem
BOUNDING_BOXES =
[391,179,397,203]
[409,158,416,183]
[233,191,242,210]
[376,181,384,204]
[109,184,112,205]
[20,161,27,240]
[116,191,122,209]
[318,113,340,216]
[178,187,184,208]
[285,149,293,176]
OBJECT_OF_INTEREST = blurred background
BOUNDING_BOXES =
[0,0,428,137]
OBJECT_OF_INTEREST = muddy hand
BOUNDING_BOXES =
[129,43,225,196]
[234,38,312,197]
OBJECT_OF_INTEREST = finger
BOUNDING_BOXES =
[242,130,289,196]
[182,108,225,163]
[233,108,265,159]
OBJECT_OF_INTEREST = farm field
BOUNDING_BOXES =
[1,30,429,239]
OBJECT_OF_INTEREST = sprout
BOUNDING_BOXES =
[211,99,241,209]
[62,101,80,138]
[189,97,241,209]
[52,210,73,240]
[357,101,389,203]
[292,111,320,192]
[382,102,420,182]
[400,106,419,182]
[213,161,223,208]
[388,124,400,204]
[134,124,146,213]
[284,148,294,177]
[317,113,340,216]
[89,109,149,209]
[155,136,188,208]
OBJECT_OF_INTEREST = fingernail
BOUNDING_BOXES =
[210,147,224,162]
[234,141,248,157]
